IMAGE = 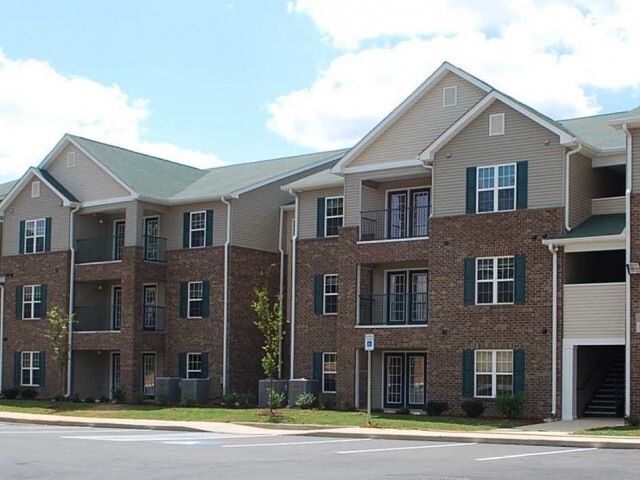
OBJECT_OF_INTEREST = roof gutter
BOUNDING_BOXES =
[289,189,299,380]
[220,197,232,396]
[622,123,632,419]
[564,144,583,232]
[67,204,80,397]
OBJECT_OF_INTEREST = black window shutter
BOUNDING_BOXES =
[312,352,322,381]
[178,353,187,378]
[44,217,52,252]
[205,210,214,246]
[514,255,526,304]
[313,274,324,314]
[463,258,475,305]
[39,351,46,387]
[182,212,190,248]
[40,285,48,318]
[462,350,474,397]
[201,281,210,318]
[316,197,326,237]
[513,349,525,395]
[14,352,21,386]
[15,286,23,320]
[201,352,209,379]
[516,161,528,210]
[19,220,25,254]
[466,167,477,214]
[179,282,188,318]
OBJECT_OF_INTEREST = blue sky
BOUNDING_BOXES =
[1,0,639,183]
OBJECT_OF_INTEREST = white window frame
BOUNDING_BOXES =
[322,352,337,393]
[324,196,344,237]
[474,349,513,398]
[489,113,505,136]
[189,211,206,248]
[21,351,41,387]
[31,181,40,198]
[323,274,339,315]
[476,163,516,214]
[475,256,515,305]
[66,151,76,167]
[24,218,46,254]
[142,352,156,396]
[186,352,202,379]
[22,285,42,320]
[187,281,204,319]
[442,85,458,107]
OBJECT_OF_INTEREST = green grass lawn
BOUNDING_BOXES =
[0,400,525,431]
[576,426,640,437]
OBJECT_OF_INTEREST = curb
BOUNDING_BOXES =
[0,416,203,432]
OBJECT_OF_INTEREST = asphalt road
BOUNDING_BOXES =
[0,422,637,479]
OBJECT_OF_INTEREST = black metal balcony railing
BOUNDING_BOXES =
[360,206,430,241]
[76,237,123,264]
[74,305,121,332]
[358,293,428,326]
[142,235,167,263]
[142,305,166,331]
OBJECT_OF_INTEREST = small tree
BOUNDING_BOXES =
[43,306,74,398]
[252,282,284,415]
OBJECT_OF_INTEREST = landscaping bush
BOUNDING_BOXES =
[237,392,255,408]
[461,399,485,418]
[19,388,38,400]
[182,395,197,407]
[341,401,356,412]
[320,395,337,410]
[134,393,146,405]
[626,415,640,427]
[295,392,316,409]
[99,396,110,404]
[222,392,238,406]
[84,396,96,404]
[268,389,286,409]
[2,387,19,399]
[71,393,82,403]
[112,388,126,403]
[495,393,525,419]
[426,400,449,416]
[157,394,169,407]
[395,407,411,415]
[53,394,67,402]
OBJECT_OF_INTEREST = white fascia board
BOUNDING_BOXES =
[0,168,77,210]
[342,159,425,174]
[80,196,137,208]
[281,179,345,193]
[280,204,295,211]
[609,116,640,129]
[542,233,626,248]
[137,194,230,206]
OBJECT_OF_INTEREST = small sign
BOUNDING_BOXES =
[364,333,375,351]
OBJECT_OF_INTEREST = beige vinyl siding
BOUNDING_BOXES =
[164,201,227,250]
[632,129,640,192]
[591,196,625,215]
[297,187,343,240]
[47,144,131,202]
[348,73,486,169]
[569,154,599,228]
[563,283,625,339]
[3,177,70,256]
[434,101,565,217]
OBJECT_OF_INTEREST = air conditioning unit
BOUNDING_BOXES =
[180,378,210,405]
[288,379,320,406]
[155,377,181,403]
[258,379,289,407]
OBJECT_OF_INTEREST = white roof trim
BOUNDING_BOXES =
[0,167,79,210]
[38,135,137,197]
[331,62,491,173]
[419,91,577,161]
[342,159,425,174]
[609,116,640,129]
[541,232,626,247]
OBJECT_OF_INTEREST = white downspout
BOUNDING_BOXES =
[221,197,232,396]
[67,205,80,397]
[564,144,583,232]
[0,278,5,392]
[548,243,558,416]
[277,207,285,379]
[289,190,299,380]
[622,124,632,418]
[419,159,434,217]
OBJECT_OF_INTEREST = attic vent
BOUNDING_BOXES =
[67,151,76,168]
[443,86,457,107]
[489,113,505,136]
[31,181,41,198]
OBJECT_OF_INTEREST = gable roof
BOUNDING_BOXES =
[560,108,640,151]
[281,168,344,192]
[0,180,17,201]
[0,167,79,211]
[331,62,492,173]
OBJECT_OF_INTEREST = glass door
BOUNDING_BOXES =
[409,271,428,324]
[411,189,430,237]
[384,354,404,408]
[143,285,157,330]
[113,221,125,260]
[407,355,426,407]
[388,192,408,239]
[111,286,122,330]
[144,217,159,261]
[110,352,121,399]
[142,353,156,398]
[387,273,407,324]
[384,353,427,409]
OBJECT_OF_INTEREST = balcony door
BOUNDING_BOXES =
[386,270,428,324]
[143,285,158,330]
[110,352,121,399]
[387,188,429,239]
[144,217,160,261]
[113,220,125,260]
[111,286,122,330]
[383,353,426,408]
[142,353,156,398]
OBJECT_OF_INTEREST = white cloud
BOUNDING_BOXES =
[270,0,640,149]
[0,48,223,183]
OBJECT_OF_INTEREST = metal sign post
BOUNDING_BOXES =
[364,334,374,425]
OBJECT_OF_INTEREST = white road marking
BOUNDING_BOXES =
[0,429,130,434]
[222,438,372,448]
[476,448,598,462]
[61,433,273,442]
[337,442,476,454]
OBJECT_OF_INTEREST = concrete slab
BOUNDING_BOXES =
[509,418,626,434]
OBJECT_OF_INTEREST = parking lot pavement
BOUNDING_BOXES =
[0,422,638,480]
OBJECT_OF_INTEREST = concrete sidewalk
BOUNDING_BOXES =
[0,411,637,449]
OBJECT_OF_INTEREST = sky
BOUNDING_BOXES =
[1,0,639,183]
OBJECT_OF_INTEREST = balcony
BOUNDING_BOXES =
[360,206,430,242]
[142,235,167,263]
[142,305,166,332]
[358,293,428,326]
[76,237,122,264]
[74,306,121,332]
[563,283,625,339]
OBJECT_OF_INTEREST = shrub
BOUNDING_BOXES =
[342,401,356,412]
[461,399,485,418]
[295,392,316,409]
[84,396,96,404]
[395,407,411,415]
[426,400,449,416]
[71,393,82,403]
[182,395,197,407]
[2,388,19,400]
[268,389,286,409]
[320,395,337,410]
[134,393,146,405]
[237,392,255,408]
[19,388,38,400]
[53,394,67,402]
[495,394,525,419]
[99,396,110,404]
[112,388,126,403]
[157,394,169,407]
[626,415,640,427]
[222,392,238,406]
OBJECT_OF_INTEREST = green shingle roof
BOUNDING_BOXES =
[0,180,17,201]
[282,168,344,192]
[558,108,640,151]
[39,169,79,203]
[548,214,625,240]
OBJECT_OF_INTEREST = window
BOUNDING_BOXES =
[31,181,40,198]
[323,274,338,315]
[443,86,457,107]
[21,351,41,386]
[186,352,202,379]
[325,196,344,237]
[188,281,203,318]
[475,350,513,397]
[489,113,505,136]
[476,257,514,304]
[322,352,337,393]
[66,151,76,167]
[477,164,516,213]
[22,285,42,320]
[24,219,46,254]
[189,211,206,248]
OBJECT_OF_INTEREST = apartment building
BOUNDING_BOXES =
[283,62,638,420]
[0,134,344,400]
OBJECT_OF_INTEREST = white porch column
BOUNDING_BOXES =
[562,344,578,420]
